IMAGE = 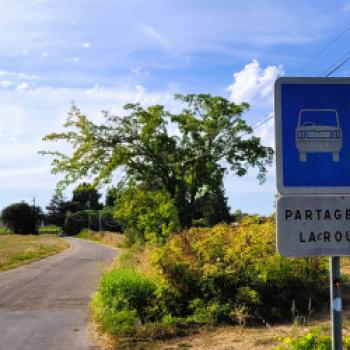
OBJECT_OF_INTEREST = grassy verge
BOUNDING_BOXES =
[0,226,11,235]
[90,219,331,349]
[38,225,63,234]
[0,234,69,271]
[77,229,125,248]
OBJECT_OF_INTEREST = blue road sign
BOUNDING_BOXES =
[275,77,350,194]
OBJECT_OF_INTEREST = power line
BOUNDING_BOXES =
[322,50,350,77]
[249,38,350,134]
[296,24,350,75]
[0,178,33,200]
[243,23,350,113]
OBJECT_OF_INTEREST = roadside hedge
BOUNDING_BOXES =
[64,209,122,235]
[91,217,329,339]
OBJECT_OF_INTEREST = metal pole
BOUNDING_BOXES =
[33,196,36,232]
[330,256,342,350]
[98,211,102,232]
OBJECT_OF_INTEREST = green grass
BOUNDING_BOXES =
[0,226,11,235]
[0,234,69,271]
[38,225,63,234]
[0,226,62,235]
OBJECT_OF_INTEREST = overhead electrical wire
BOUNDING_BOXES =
[242,23,350,118]
[296,24,350,75]
[322,50,350,77]
[245,29,350,136]
[0,178,35,202]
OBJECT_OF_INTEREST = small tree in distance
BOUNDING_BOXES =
[1,202,37,234]
[72,182,102,210]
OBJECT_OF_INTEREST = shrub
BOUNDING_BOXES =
[274,328,350,350]
[154,217,329,324]
[92,217,330,343]
[114,185,179,244]
[91,268,158,334]
[64,211,88,235]
[1,202,37,234]
[100,207,122,232]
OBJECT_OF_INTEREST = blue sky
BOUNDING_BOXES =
[1,0,350,215]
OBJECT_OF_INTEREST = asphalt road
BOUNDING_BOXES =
[0,237,117,350]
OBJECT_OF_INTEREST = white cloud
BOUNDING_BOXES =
[0,80,14,88]
[16,82,30,91]
[227,60,279,176]
[0,70,38,80]
[131,66,150,77]
[81,41,91,48]
[66,56,80,63]
[228,59,283,105]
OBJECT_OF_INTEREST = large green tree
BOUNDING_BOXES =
[72,182,102,210]
[41,94,273,228]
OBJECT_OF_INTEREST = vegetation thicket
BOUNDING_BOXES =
[114,183,180,244]
[91,218,329,339]
[46,183,120,235]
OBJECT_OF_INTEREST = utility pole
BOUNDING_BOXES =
[87,193,91,230]
[33,196,36,233]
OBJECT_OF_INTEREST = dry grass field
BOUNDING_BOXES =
[0,234,69,271]
[77,230,125,248]
[91,318,350,350]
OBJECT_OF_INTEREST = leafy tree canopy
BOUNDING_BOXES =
[41,94,273,228]
[72,182,102,210]
[115,182,179,244]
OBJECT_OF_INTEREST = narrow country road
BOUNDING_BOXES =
[0,237,117,350]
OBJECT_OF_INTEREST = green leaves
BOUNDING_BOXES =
[41,94,273,227]
[114,184,180,244]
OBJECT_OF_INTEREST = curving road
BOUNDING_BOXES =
[0,237,117,350]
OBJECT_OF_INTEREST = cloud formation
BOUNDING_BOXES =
[227,60,283,106]
[0,83,177,207]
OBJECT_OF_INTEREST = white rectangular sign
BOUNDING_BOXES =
[277,195,350,257]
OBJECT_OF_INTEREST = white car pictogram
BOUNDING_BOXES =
[296,109,342,162]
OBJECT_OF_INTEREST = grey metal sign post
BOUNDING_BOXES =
[330,257,342,350]
[274,77,350,350]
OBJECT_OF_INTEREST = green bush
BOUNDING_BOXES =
[64,208,120,235]
[114,184,179,244]
[64,211,88,235]
[154,217,329,324]
[100,207,122,232]
[274,328,350,350]
[91,268,158,334]
[92,218,330,342]
[1,202,37,234]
